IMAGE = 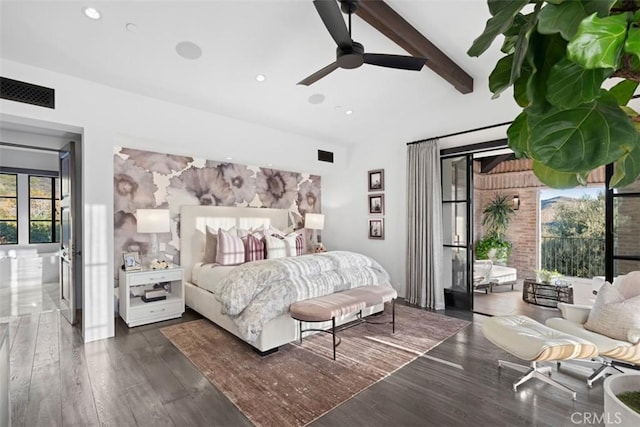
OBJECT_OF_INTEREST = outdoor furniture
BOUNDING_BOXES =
[523,279,574,308]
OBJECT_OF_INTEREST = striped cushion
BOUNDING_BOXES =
[265,234,287,259]
[243,233,265,262]
[283,232,301,257]
[295,233,304,256]
[216,228,245,265]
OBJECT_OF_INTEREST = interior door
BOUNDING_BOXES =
[59,142,77,325]
[441,155,473,310]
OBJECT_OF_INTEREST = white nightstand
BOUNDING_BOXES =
[119,265,185,327]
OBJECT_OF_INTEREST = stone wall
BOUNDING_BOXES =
[473,159,606,280]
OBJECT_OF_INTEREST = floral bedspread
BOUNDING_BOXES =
[213,251,392,343]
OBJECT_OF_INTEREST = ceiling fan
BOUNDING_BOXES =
[298,0,427,86]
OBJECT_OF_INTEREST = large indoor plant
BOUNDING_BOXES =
[476,193,515,264]
[469,0,640,189]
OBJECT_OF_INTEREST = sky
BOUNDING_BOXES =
[540,186,604,201]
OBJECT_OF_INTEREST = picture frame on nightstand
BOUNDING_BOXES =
[123,251,141,271]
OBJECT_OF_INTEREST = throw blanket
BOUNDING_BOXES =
[215,251,392,343]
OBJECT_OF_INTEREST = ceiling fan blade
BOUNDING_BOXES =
[363,53,426,71]
[297,62,339,86]
[313,0,352,47]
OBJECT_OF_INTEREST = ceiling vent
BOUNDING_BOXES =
[0,77,55,109]
[318,150,334,163]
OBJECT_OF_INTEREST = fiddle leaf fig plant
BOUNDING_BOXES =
[469,0,640,188]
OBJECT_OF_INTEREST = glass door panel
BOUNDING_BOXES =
[610,170,640,278]
[442,155,472,310]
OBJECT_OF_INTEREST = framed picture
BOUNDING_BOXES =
[368,193,384,215]
[123,251,142,271]
[368,169,384,191]
[368,218,384,240]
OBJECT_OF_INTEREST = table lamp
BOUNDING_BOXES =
[305,213,325,246]
[136,209,170,264]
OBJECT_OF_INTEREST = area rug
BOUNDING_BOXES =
[160,304,469,427]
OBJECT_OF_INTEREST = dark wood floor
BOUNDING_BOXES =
[6,303,606,427]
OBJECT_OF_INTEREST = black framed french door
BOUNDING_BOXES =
[606,165,640,280]
[441,154,474,310]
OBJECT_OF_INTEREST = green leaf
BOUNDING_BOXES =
[511,6,542,84]
[538,1,589,40]
[567,13,629,69]
[529,93,637,172]
[611,144,640,187]
[514,62,533,107]
[468,0,530,57]
[501,13,527,54]
[584,0,617,18]
[609,80,639,105]
[507,112,531,158]
[624,27,640,59]
[532,160,582,188]
[546,57,610,107]
[526,33,568,114]
[489,55,514,98]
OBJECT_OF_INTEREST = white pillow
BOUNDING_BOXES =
[584,282,640,343]
[216,228,245,265]
[264,234,287,259]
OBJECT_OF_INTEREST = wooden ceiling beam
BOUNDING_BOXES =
[355,0,474,94]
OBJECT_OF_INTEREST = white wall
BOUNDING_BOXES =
[1,59,348,342]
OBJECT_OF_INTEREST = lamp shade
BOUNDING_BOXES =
[136,209,170,233]
[305,213,325,230]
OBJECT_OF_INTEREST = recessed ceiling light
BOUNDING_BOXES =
[82,7,101,20]
[256,74,266,82]
[308,94,325,105]
[176,41,202,60]
[125,23,138,32]
[226,157,233,160]
[345,110,353,115]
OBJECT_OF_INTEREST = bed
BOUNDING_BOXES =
[179,205,391,353]
[473,260,518,293]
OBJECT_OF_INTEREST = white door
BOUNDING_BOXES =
[59,142,77,325]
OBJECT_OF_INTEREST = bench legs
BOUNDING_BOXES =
[297,301,396,361]
[499,360,577,400]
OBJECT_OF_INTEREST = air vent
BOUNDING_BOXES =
[0,77,55,109]
[318,150,334,163]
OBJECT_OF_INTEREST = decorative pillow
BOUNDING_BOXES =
[282,232,304,257]
[615,271,640,299]
[243,233,265,262]
[203,226,218,263]
[264,234,287,259]
[216,228,245,265]
[584,282,640,343]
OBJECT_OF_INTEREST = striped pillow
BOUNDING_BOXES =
[283,232,304,257]
[265,234,287,259]
[243,233,265,262]
[216,228,245,265]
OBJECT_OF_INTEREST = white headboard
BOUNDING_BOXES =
[179,205,290,282]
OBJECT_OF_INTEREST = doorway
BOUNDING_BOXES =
[0,122,82,329]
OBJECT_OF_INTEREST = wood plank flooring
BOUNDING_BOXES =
[6,304,606,427]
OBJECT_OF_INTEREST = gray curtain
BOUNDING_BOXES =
[406,139,445,309]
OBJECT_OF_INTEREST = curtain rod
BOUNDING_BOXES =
[407,94,640,146]
[406,121,512,146]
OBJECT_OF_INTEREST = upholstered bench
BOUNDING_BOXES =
[290,285,397,360]
[483,315,598,400]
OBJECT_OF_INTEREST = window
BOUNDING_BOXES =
[0,173,18,244]
[29,175,60,243]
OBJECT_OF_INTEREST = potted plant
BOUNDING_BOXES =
[604,373,640,426]
[476,193,515,265]
[534,268,561,284]
[468,1,640,189]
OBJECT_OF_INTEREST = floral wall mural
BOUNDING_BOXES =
[114,147,321,280]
